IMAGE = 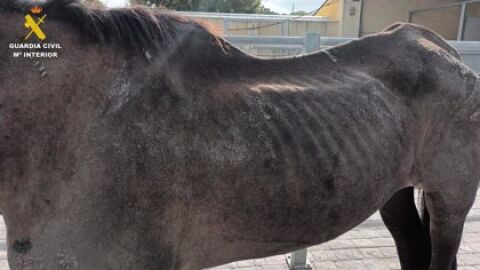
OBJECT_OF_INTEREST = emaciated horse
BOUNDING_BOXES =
[0,0,479,269]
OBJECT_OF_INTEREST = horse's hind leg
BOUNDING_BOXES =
[424,188,477,270]
[420,125,480,270]
[380,187,431,269]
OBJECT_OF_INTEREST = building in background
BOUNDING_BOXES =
[179,12,337,37]
[177,1,480,57]
[314,0,480,40]
[180,12,337,56]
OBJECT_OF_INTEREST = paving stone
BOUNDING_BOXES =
[359,248,385,260]
[464,222,480,232]
[254,259,266,266]
[335,260,368,269]
[369,213,382,221]
[466,242,480,252]
[464,232,480,242]
[236,260,256,267]
[363,258,400,270]
[352,238,377,248]
[219,262,238,269]
[261,264,288,270]
[233,267,261,270]
[369,238,395,247]
[264,255,286,265]
[461,254,480,265]
[327,239,355,250]
[312,261,337,270]
[310,250,337,262]
[377,247,398,258]
[459,244,477,254]
[308,244,331,252]
[357,230,390,239]
[333,248,364,261]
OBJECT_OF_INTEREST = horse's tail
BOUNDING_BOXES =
[418,189,432,263]
[418,189,431,231]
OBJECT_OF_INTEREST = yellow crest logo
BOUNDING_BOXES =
[24,6,47,41]
[30,6,43,14]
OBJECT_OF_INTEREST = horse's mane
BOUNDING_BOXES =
[0,0,224,53]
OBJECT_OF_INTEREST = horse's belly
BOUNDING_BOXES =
[182,117,414,268]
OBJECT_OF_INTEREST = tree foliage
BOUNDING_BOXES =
[257,6,279,15]
[290,10,308,16]
[82,0,105,8]
[130,0,265,13]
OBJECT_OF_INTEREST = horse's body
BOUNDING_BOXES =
[0,1,479,269]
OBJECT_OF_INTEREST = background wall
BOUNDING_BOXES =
[361,0,461,39]
[315,0,479,40]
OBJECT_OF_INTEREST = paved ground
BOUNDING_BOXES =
[0,191,477,270]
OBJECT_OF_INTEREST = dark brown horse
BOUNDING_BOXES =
[0,0,479,269]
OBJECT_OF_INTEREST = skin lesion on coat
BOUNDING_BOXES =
[12,238,32,254]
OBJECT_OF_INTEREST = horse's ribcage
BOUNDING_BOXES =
[249,79,411,204]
